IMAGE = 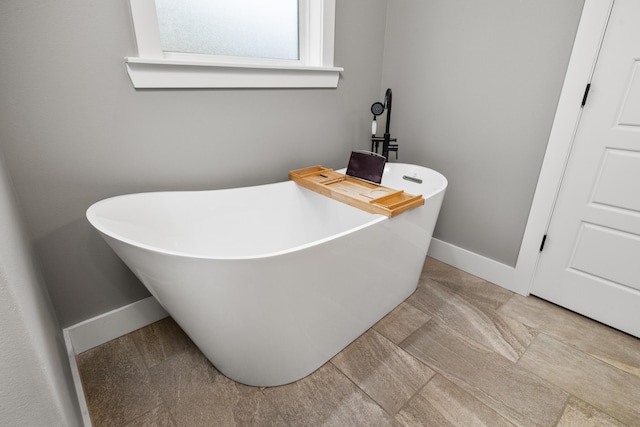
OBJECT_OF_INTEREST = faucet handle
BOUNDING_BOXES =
[388,144,399,160]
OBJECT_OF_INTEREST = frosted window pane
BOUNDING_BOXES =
[155,0,299,60]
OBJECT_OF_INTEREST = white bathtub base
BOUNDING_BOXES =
[89,163,446,386]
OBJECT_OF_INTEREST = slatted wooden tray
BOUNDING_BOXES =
[289,166,424,217]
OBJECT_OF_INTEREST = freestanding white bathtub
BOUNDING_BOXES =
[87,163,446,386]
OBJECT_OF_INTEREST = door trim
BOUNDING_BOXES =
[512,0,615,295]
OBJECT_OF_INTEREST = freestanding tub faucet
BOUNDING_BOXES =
[370,88,398,160]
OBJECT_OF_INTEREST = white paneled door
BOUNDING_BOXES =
[532,0,640,338]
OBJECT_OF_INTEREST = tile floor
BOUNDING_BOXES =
[77,257,640,426]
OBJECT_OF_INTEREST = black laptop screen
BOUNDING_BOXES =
[346,151,386,185]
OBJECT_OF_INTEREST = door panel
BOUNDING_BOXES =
[618,61,640,126]
[591,149,640,212]
[570,223,640,291]
[532,0,640,338]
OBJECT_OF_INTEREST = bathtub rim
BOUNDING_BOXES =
[86,163,447,261]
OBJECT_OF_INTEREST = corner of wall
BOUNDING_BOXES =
[0,153,84,426]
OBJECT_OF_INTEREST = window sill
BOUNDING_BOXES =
[125,57,343,89]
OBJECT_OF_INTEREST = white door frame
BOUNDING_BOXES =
[512,0,616,295]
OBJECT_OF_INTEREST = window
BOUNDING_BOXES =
[125,0,342,88]
[155,0,299,60]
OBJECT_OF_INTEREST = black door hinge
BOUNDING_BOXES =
[581,83,591,107]
[539,234,547,252]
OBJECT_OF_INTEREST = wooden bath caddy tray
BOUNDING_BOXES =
[289,166,424,217]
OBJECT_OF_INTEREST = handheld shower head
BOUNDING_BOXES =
[371,102,385,135]
[371,102,385,116]
[370,102,384,134]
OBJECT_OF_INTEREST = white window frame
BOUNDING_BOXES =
[125,0,342,88]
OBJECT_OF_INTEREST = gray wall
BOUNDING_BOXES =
[382,0,585,266]
[0,0,389,327]
[0,0,585,328]
[0,152,81,426]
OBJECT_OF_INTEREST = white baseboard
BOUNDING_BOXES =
[63,329,93,427]
[63,296,168,427]
[65,296,168,355]
[427,238,522,295]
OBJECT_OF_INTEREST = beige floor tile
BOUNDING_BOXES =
[396,374,516,427]
[263,363,400,426]
[130,316,195,368]
[149,349,286,426]
[407,279,536,362]
[420,257,513,309]
[77,260,640,427]
[518,333,640,427]
[373,301,431,344]
[77,336,163,427]
[331,329,435,415]
[402,320,568,427]
[500,294,640,379]
[556,397,626,427]
[122,405,175,427]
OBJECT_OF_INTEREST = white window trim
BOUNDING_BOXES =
[125,0,343,88]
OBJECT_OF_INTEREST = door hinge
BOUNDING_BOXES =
[539,234,547,252]
[581,83,591,107]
